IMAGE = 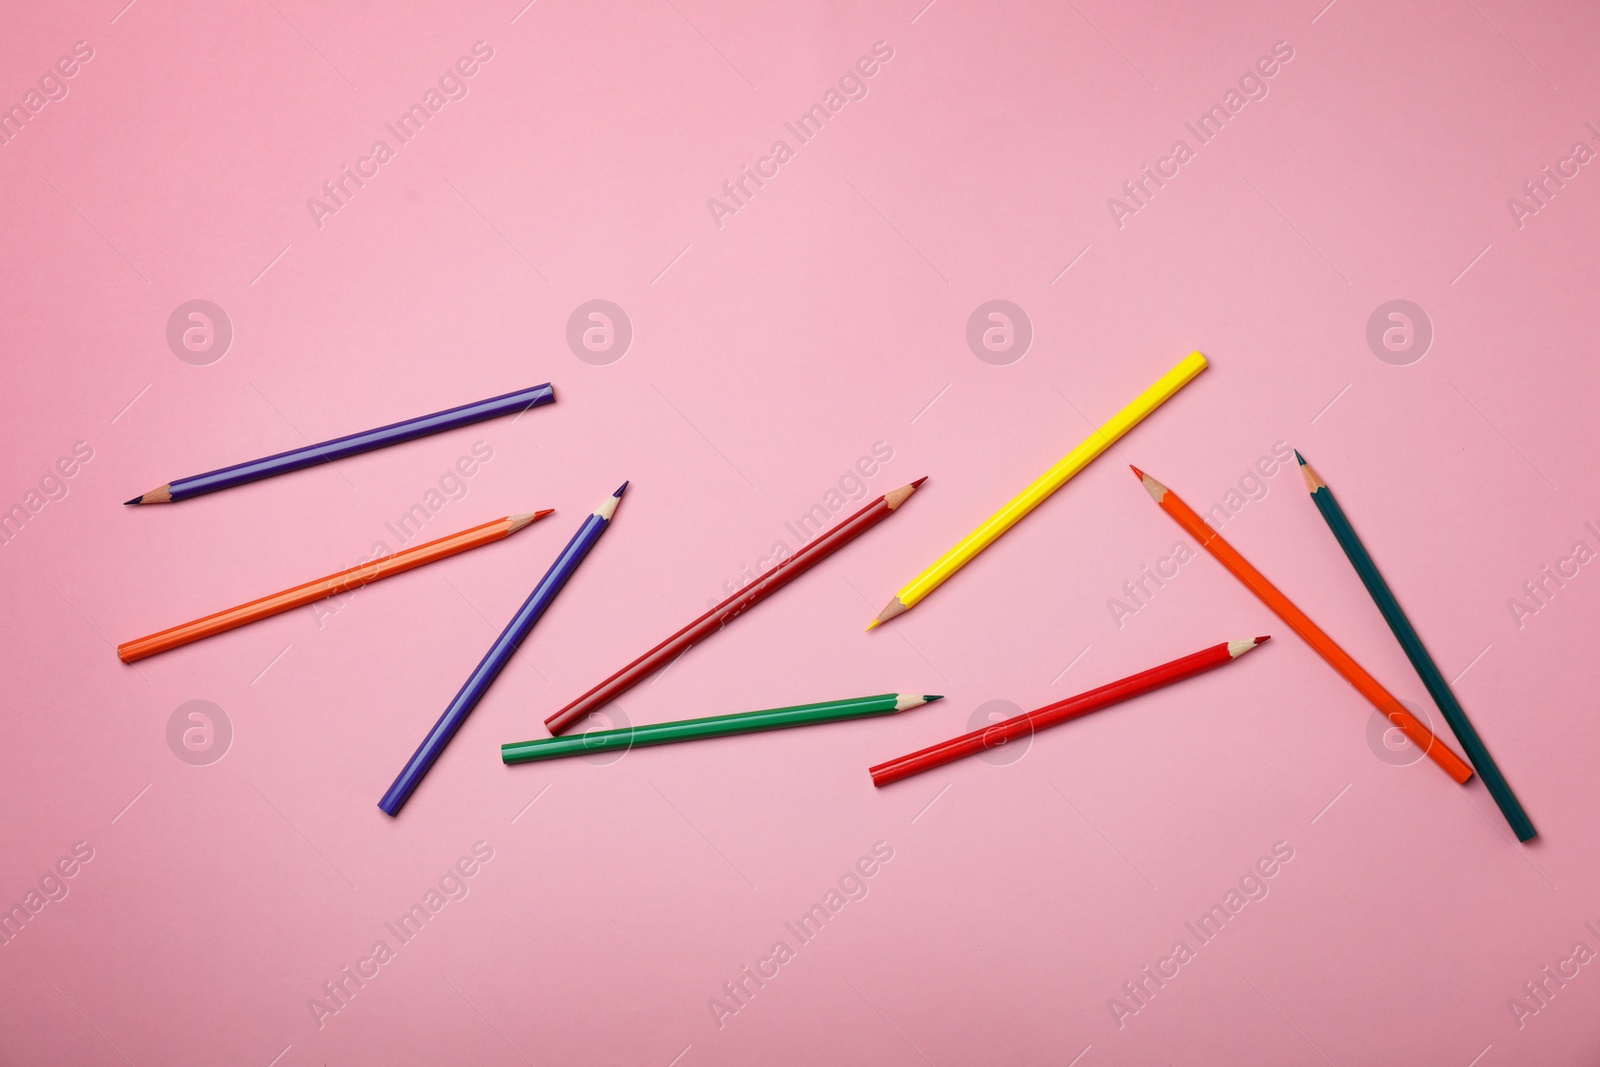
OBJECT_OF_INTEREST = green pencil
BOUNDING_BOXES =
[1297,452,1535,841]
[502,693,941,764]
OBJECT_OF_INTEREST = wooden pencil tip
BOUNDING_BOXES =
[885,480,924,509]
[870,597,908,629]
[508,509,555,532]
[1294,449,1307,466]
[1229,636,1270,657]
[1134,469,1167,502]
[924,694,943,703]
[1300,461,1325,493]
[1128,464,1146,479]
[613,481,629,497]
[125,484,172,504]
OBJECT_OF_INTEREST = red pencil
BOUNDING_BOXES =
[545,478,927,734]
[869,637,1269,786]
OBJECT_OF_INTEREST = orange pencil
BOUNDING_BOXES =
[1130,467,1472,784]
[117,511,553,662]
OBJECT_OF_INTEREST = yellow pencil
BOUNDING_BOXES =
[868,351,1208,628]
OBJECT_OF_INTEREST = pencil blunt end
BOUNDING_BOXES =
[870,597,908,630]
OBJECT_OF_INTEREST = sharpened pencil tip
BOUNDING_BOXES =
[924,695,943,703]
[1294,450,1307,466]
[1132,468,1167,501]
[1255,635,1271,644]
[614,481,629,497]
[508,509,556,532]
[911,476,928,488]
[127,484,172,504]
[870,596,908,629]
[1229,635,1270,657]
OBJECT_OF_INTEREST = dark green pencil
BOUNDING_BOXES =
[502,693,940,764]
[1297,452,1535,841]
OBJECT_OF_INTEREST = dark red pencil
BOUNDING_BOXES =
[544,478,928,735]
[869,637,1269,787]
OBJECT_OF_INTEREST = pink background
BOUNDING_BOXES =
[2,0,1598,1063]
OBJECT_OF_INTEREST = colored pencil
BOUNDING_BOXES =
[870,638,1266,786]
[1297,452,1535,840]
[543,478,928,735]
[379,483,626,816]
[118,511,553,663]
[506,693,939,764]
[1130,466,1474,784]
[125,383,555,504]
[869,352,1206,628]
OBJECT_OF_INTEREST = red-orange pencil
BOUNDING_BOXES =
[871,637,1268,786]
[117,511,553,662]
[1130,466,1473,784]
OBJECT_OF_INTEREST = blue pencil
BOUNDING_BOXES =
[125,383,555,504]
[378,482,627,816]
